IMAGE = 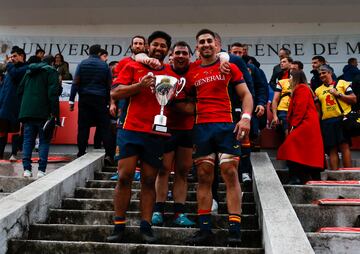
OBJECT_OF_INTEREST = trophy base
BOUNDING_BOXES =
[151,124,171,137]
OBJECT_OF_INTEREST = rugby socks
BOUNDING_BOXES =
[229,214,241,233]
[113,216,126,232]
[198,209,212,231]
[174,203,185,218]
[154,202,165,214]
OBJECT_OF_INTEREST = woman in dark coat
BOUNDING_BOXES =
[54,53,72,80]
[277,70,324,184]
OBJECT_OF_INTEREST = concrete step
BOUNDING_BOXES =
[322,170,360,181]
[293,204,360,232]
[95,171,208,182]
[27,224,262,247]
[0,192,10,198]
[48,209,259,229]
[307,232,360,254]
[8,240,264,254]
[85,180,252,192]
[74,187,255,203]
[270,157,360,170]
[0,177,34,192]
[284,185,360,204]
[62,198,256,215]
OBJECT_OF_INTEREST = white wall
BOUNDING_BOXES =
[1,22,360,79]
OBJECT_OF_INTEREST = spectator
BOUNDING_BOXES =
[17,55,60,178]
[314,64,356,170]
[277,70,324,184]
[271,57,294,137]
[27,49,45,64]
[54,53,72,80]
[310,55,336,92]
[69,44,114,165]
[342,57,360,82]
[0,46,27,160]
[269,47,291,90]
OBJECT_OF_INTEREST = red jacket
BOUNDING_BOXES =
[277,84,324,169]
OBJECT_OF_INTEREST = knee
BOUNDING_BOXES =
[118,171,133,187]
[197,167,212,185]
[141,175,157,189]
[221,167,238,183]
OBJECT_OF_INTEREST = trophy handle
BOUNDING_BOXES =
[175,77,186,97]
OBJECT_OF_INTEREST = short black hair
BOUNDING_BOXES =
[282,56,293,63]
[292,60,304,70]
[231,42,245,48]
[131,35,146,45]
[312,55,326,63]
[171,41,191,53]
[279,47,291,56]
[348,57,357,65]
[89,44,102,55]
[148,31,172,49]
[196,29,216,40]
[109,61,118,68]
[36,49,45,55]
[99,49,108,56]
[11,46,26,57]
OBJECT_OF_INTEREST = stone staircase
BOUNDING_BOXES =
[8,165,264,253]
[272,157,360,254]
[0,177,33,199]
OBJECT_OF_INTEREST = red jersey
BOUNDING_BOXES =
[115,61,176,133]
[186,60,244,124]
[113,57,134,81]
[165,65,195,130]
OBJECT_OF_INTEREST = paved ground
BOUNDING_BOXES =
[0,145,101,177]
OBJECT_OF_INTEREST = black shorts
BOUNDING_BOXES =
[321,117,351,153]
[116,129,165,169]
[164,129,193,153]
[193,123,241,159]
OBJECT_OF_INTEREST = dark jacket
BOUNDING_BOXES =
[17,62,59,121]
[55,62,72,80]
[70,55,112,102]
[269,64,282,91]
[0,62,28,124]
[248,63,268,106]
[343,64,360,82]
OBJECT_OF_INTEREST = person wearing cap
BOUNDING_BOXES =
[314,64,356,170]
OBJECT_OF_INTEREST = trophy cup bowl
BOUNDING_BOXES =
[149,73,186,134]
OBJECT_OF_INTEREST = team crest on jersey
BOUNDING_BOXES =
[325,94,336,106]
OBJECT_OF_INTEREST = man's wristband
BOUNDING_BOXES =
[241,113,252,120]
[69,101,74,105]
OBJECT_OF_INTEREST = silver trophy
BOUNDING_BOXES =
[149,72,186,133]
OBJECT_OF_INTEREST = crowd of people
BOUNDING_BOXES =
[0,29,359,246]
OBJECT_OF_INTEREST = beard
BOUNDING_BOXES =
[149,50,166,62]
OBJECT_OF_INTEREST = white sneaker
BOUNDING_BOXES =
[211,199,218,214]
[23,170,32,178]
[9,155,17,162]
[242,173,252,183]
[37,171,46,178]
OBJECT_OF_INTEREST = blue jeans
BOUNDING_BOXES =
[22,121,50,172]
